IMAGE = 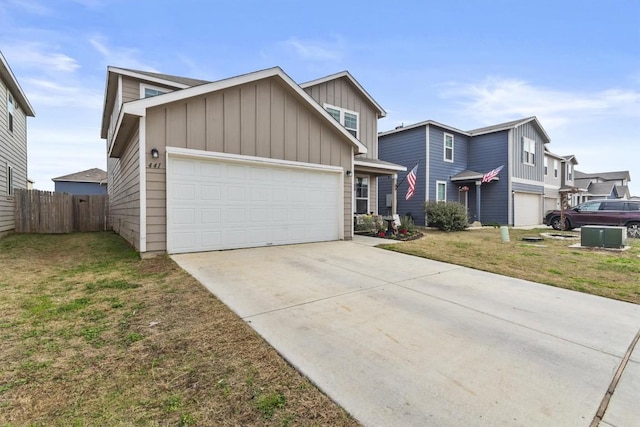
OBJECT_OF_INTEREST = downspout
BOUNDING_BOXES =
[507,129,513,225]
[425,125,430,225]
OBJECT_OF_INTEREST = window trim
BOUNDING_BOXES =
[544,157,548,176]
[323,103,359,139]
[443,133,454,163]
[354,175,369,214]
[7,91,14,133]
[553,159,558,178]
[522,136,536,166]
[140,83,169,99]
[436,180,447,202]
[7,164,14,196]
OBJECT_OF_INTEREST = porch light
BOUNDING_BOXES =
[151,148,159,159]
[346,170,352,177]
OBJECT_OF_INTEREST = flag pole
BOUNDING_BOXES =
[396,160,420,189]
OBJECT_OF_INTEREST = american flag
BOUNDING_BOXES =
[482,165,504,183]
[405,164,418,200]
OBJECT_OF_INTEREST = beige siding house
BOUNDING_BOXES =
[543,149,580,211]
[0,51,35,236]
[101,66,403,256]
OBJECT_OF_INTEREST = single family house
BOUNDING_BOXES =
[378,117,551,227]
[52,168,107,195]
[573,170,631,203]
[0,51,35,236]
[101,66,404,256]
[543,150,579,211]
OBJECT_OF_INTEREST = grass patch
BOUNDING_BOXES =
[382,227,640,305]
[0,232,357,426]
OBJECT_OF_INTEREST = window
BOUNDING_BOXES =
[553,160,558,178]
[436,181,447,202]
[625,202,640,211]
[355,176,369,214]
[544,157,548,176]
[579,201,601,212]
[140,84,168,98]
[522,137,535,165]
[444,133,454,162]
[324,104,359,139]
[6,165,13,196]
[567,164,573,180]
[7,92,14,132]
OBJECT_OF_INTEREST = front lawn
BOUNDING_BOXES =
[379,227,640,305]
[0,233,358,426]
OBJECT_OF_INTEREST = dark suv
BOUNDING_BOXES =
[544,199,640,237]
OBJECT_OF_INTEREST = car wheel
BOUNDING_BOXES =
[627,222,640,239]
[550,216,566,231]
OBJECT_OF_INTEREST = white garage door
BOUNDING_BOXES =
[167,155,342,254]
[514,192,542,227]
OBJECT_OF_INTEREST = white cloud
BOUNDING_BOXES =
[89,36,158,71]
[5,0,50,15]
[2,42,80,72]
[282,36,345,62]
[441,77,640,131]
[24,78,102,108]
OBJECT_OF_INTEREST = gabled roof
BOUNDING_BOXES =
[379,119,468,137]
[379,116,551,143]
[585,182,616,197]
[574,178,592,189]
[615,185,630,198]
[468,116,551,143]
[109,66,367,157]
[574,170,631,182]
[562,155,578,165]
[0,51,35,117]
[101,67,209,137]
[300,70,386,118]
[52,168,107,183]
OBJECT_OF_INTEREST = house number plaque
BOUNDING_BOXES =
[147,162,163,169]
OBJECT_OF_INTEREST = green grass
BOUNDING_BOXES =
[381,227,640,304]
[0,232,358,426]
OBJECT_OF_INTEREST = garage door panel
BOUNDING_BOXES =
[201,209,221,224]
[201,185,221,200]
[514,193,542,227]
[167,155,341,253]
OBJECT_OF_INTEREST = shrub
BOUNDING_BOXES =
[400,215,416,232]
[424,201,468,232]
[354,214,375,232]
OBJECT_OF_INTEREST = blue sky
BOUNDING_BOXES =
[2,0,639,194]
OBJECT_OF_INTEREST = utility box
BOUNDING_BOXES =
[580,226,627,248]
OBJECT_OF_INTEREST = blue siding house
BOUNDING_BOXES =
[378,117,550,226]
[52,168,107,195]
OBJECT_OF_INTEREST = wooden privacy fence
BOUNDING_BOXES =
[14,189,109,233]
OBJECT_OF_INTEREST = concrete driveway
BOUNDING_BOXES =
[172,237,640,427]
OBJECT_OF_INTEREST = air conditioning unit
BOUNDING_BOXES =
[580,226,627,249]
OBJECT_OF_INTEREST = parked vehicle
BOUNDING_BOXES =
[543,199,640,238]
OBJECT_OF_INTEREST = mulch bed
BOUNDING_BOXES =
[355,230,424,241]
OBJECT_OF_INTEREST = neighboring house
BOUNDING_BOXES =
[378,117,551,227]
[52,168,107,195]
[543,150,579,212]
[0,51,35,236]
[101,66,404,256]
[574,170,632,203]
